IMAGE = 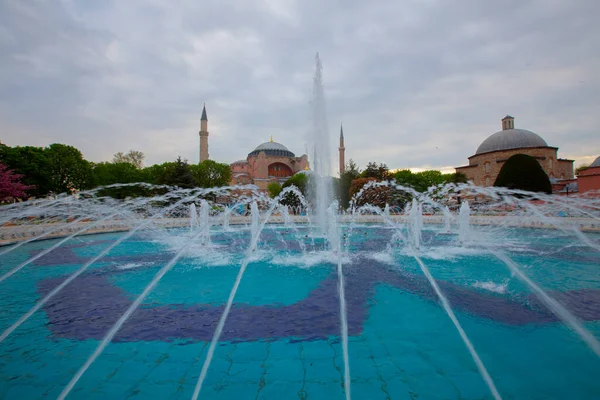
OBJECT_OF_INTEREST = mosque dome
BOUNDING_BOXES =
[475,128,548,155]
[248,141,296,158]
[590,156,600,168]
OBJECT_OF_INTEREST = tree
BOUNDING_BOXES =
[190,159,232,188]
[267,181,282,198]
[162,157,195,188]
[281,172,308,208]
[91,162,151,199]
[348,177,391,208]
[494,154,552,194]
[442,172,468,184]
[0,144,52,197]
[0,162,33,201]
[113,150,145,168]
[338,159,361,209]
[361,162,390,181]
[45,144,92,194]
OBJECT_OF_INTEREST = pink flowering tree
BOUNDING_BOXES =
[0,162,33,201]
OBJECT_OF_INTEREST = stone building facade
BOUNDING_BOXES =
[577,156,600,193]
[230,139,309,191]
[455,116,574,186]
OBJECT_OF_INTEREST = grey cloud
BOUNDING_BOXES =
[0,0,599,170]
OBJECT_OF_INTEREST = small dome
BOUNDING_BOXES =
[248,141,295,158]
[476,129,548,155]
[590,156,600,168]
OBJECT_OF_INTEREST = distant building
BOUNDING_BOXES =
[455,116,574,186]
[577,156,600,193]
[230,138,309,191]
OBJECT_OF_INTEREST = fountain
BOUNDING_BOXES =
[1,59,600,400]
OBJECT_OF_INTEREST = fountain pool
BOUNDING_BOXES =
[0,219,599,399]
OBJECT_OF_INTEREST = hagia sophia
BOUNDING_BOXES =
[198,105,597,194]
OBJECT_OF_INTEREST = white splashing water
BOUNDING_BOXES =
[443,205,452,232]
[458,201,471,244]
[308,53,333,234]
[199,200,211,246]
[189,203,198,233]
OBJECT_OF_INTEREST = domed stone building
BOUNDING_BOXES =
[455,116,574,186]
[230,138,309,190]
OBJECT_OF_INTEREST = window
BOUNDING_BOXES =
[485,177,490,186]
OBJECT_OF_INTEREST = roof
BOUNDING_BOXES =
[201,104,207,121]
[591,156,600,168]
[248,141,296,158]
[502,115,514,120]
[475,128,548,155]
[340,124,344,140]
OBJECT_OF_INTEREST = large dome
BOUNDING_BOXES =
[248,141,296,158]
[590,156,600,168]
[475,128,548,155]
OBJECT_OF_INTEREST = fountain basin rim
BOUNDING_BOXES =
[1,215,599,246]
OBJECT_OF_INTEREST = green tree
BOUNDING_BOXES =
[267,181,282,198]
[0,144,51,197]
[281,172,308,208]
[361,162,390,180]
[112,150,145,168]
[338,159,361,209]
[494,154,552,194]
[91,162,151,199]
[162,157,195,188]
[45,144,92,194]
[442,172,468,184]
[190,159,232,188]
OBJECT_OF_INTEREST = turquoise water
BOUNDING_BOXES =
[0,225,599,399]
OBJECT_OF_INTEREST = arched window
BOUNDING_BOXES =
[548,158,553,169]
[484,162,490,173]
[485,177,490,186]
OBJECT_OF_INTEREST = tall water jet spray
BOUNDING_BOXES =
[308,53,333,233]
[281,205,292,227]
[250,201,260,246]
[384,203,390,218]
[189,203,198,233]
[198,200,211,246]
[458,201,471,244]
[443,206,452,232]
[407,199,423,250]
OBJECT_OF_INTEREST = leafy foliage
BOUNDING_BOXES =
[189,160,232,188]
[112,150,145,168]
[267,181,282,198]
[494,154,552,194]
[0,162,33,201]
[162,157,195,188]
[361,162,390,180]
[281,172,308,208]
[338,159,361,209]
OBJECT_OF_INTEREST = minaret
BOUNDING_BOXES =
[199,104,209,162]
[339,123,345,175]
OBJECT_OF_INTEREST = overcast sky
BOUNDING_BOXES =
[1,0,599,173]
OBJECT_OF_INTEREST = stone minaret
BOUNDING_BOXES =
[502,115,514,130]
[199,104,209,162]
[339,123,345,175]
